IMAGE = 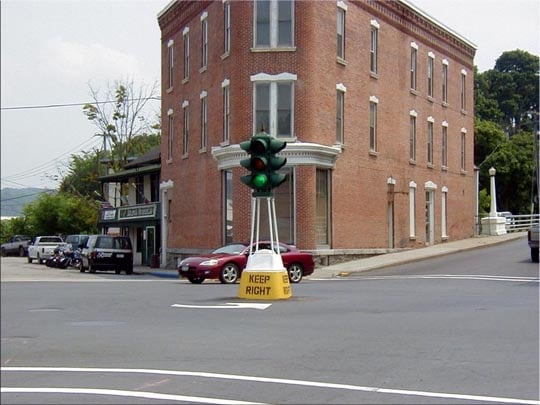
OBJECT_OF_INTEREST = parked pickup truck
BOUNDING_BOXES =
[528,224,539,263]
[27,236,66,264]
[1,235,31,257]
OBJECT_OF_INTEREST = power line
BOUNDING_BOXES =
[1,97,161,111]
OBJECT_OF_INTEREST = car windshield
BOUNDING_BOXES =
[212,244,246,255]
[40,237,63,243]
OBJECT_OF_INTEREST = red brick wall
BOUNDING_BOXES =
[159,0,476,252]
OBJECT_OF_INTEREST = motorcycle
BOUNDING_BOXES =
[45,246,82,269]
[45,247,71,269]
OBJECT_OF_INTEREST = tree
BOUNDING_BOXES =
[22,192,99,236]
[59,150,102,198]
[83,79,160,172]
[475,50,539,134]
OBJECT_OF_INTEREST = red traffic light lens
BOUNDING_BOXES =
[252,157,266,171]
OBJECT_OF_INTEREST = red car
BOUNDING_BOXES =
[178,242,315,284]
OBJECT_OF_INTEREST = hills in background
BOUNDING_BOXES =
[1,188,50,218]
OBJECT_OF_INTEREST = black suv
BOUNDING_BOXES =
[80,235,133,274]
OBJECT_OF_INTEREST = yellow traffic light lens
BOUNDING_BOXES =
[253,174,268,188]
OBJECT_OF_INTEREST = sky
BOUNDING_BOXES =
[1,0,539,190]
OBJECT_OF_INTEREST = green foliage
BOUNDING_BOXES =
[21,192,99,236]
[476,50,539,134]
[475,49,539,215]
[0,217,32,243]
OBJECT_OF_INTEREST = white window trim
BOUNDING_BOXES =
[441,186,449,239]
[370,19,379,28]
[409,181,417,238]
[336,83,347,92]
[251,72,297,138]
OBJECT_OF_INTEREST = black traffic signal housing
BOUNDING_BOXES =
[240,132,287,197]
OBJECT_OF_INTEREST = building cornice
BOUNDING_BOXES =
[211,142,343,170]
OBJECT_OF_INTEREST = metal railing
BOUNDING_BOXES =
[475,213,539,235]
[503,214,540,232]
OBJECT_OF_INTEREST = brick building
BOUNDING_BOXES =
[157,0,477,266]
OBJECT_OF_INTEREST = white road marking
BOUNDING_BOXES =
[1,387,265,404]
[171,302,272,310]
[2,367,538,404]
[310,274,539,283]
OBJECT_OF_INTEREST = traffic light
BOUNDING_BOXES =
[240,133,287,196]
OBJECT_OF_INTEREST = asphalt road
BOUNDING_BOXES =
[1,239,538,404]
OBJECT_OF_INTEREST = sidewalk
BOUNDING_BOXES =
[310,232,527,279]
[140,232,527,280]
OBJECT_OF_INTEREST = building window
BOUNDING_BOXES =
[460,69,467,111]
[222,79,230,143]
[336,84,346,144]
[200,91,207,150]
[427,53,434,98]
[183,27,190,81]
[427,117,434,165]
[370,20,379,74]
[369,96,378,152]
[254,0,293,48]
[410,43,418,90]
[201,12,208,70]
[441,186,448,238]
[441,122,448,167]
[222,170,233,244]
[182,100,189,156]
[316,168,331,247]
[167,109,174,161]
[460,129,467,171]
[409,110,417,162]
[409,181,417,238]
[167,39,174,89]
[337,3,346,60]
[442,60,448,104]
[251,72,296,137]
[224,1,231,54]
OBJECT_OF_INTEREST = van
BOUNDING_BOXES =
[65,234,89,250]
[80,235,133,275]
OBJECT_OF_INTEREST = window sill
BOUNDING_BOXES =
[221,52,230,60]
[182,78,189,85]
[199,66,207,74]
[166,158,173,165]
[369,150,378,157]
[410,89,419,96]
[441,165,448,171]
[336,57,347,66]
[166,87,173,94]
[409,159,416,165]
[182,153,189,160]
[461,109,467,115]
[442,101,449,108]
[427,163,434,169]
[427,96,435,103]
[370,71,379,79]
[199,147,207,154]
[220,140,230,147]
[460,169,467,175]
[250,46,296,53]
[442,235,449,241]
[409,236,417,241]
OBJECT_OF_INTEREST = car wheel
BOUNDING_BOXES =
[532,248,539,263]
[19,247,26,257]
[188,276,205,284]
[28,256,33,263]
[220,263,239,284]
[287,263,304,283]
[89,261,96,273]
[80,266,85,273]
[126,267,133,275]
[115,269,121,274]
[37,254,43,265]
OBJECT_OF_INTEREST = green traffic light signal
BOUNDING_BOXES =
[240,133,288,196]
